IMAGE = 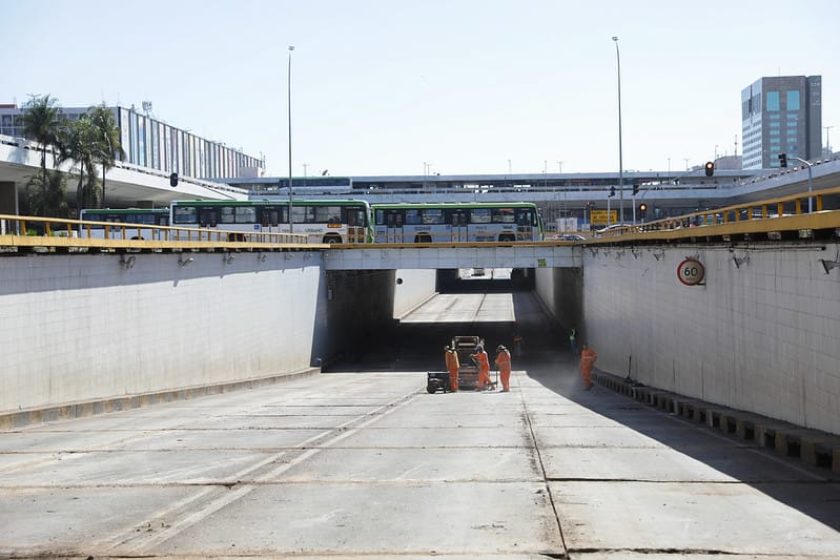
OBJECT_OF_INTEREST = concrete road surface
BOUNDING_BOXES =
[1,360,839,559]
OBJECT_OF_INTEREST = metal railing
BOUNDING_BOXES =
[0,213,311,248]
[594,184,840,240]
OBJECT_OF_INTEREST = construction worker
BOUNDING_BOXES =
[472,344,491,390]
[579,343,598,390]
[569,327,577,356]
[495,344,512,392]
[444,345,460,392]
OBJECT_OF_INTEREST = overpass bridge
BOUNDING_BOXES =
[0,134,247,208]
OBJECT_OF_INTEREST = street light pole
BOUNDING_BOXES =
[612,36,625,224]
[287,45,295,233]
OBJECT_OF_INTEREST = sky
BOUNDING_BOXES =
[1,0,838,177]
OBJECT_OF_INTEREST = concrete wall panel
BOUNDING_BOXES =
[0,252,323,413]
[578,244,840,435]
[393,269,437,318]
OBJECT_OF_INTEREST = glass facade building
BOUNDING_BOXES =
[741,76,822,169]
[0,104,264,180]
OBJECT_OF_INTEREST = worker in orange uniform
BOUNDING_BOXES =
[472,345,492,390]
[444,345,460,392]
[579,343,598,390]
[494,344,512,392]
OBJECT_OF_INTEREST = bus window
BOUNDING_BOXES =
[199,208,218,228]
[375,209,385,225]
[260,207,281,227]
[449,211,468,226]
[422,208,445,225]
[315,206,342,224]
[291,205,315,223]
[516,209,535,226]
[386,211,403,227]
[235,205,257,223]
[492,208,516,223]
[405,209,422,225]
[173,206,197,225]
[220,206,236,224]
[347,208,367,227]
[471,208,491,224]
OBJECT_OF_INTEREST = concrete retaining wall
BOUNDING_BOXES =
[0,252,324,414]
[393,269,438,318]
[579,244,840,435]
[534,266,582,332]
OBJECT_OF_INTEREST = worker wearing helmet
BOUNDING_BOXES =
[494,344,512,392]
[444,345,460,392]
[579,343,598,390]
[472,345,491,390]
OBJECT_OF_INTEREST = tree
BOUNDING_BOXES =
[60,117,100,210]
[25,170,69,218]
[21,95,64,204]
[87,105,123,208]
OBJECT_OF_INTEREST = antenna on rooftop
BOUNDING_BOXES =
[141,100,153,116]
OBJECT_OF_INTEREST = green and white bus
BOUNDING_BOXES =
[78,208,170,240]
[371,202,543,243]
[170,199,373,243]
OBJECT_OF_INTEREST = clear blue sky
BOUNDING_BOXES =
[1,0,838,176]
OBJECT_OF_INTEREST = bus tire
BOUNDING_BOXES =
[323,235,342,244]
[499,234,516,243]
[415,234,432,243]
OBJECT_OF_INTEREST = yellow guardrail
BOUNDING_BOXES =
[593,186,840,242]
[0,213,313,250]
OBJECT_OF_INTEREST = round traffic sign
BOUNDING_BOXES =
[677,258,705,286]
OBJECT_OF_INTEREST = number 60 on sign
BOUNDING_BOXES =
[677,258,705,286]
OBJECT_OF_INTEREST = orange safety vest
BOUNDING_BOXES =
[494,350,511,373]
[445,350,460,373]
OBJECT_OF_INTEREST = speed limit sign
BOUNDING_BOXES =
[677,258,705,286]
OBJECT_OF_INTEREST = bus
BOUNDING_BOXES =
[371,202,543,243]
[78,208,170,240]
[169,199,373,243]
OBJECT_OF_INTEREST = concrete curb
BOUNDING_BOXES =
[0,367,320,431]
[593,369,840,474]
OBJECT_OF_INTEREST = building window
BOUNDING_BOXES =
[786,90,800,111]
[766,91,780,111]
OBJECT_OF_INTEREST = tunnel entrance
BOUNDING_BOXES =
[436,267,535,293]
[324,268,563,374]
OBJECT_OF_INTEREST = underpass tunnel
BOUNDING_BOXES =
[321,267,580,375]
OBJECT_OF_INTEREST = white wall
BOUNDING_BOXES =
[0,252,323,413]
[581,244,840,435]
[393,269,438,318]
[535,267,558,319]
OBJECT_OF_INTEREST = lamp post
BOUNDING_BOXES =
[612,36,625,225]
[287,45,295,233]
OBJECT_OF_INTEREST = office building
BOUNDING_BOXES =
[741,75,821,169]
[0,103,264,180]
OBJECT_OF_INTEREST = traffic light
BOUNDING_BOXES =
[704,161,715,177]
[632,184,639,196]
[609,186,616,198]
[778,153,788,168]
[639,203,648,213]
[169,172,179,187]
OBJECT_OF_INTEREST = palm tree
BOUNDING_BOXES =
[87,105,123,208]
[21,95,64,202]
[60,117,100,210]
[26,170,69,218]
